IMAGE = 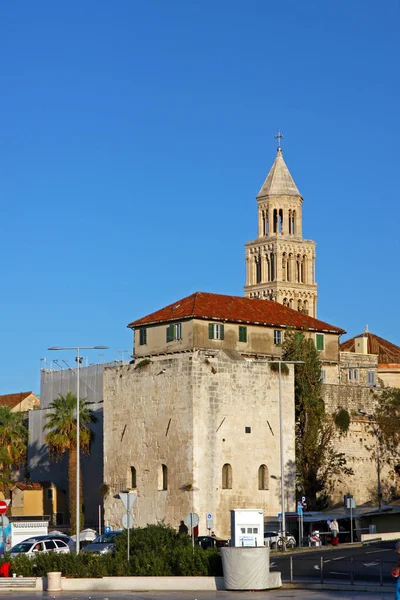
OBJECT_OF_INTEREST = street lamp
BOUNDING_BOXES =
[252,359,304,547]
[358,409,382,511]
[49,345,108,553]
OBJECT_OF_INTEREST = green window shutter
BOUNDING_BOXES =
[239,326,247,342]
[220,324,224,340]
[316,334,324,351]
[296,332,303,342]
[208,323,214,339]
[166,324,175,343]
[139,328,147,345]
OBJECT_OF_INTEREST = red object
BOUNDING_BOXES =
[331,536,339,546]
[0,563,10,577]
[0,500,8,515]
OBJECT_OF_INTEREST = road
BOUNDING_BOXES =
[0,592,396,600]
[270,539,398,584]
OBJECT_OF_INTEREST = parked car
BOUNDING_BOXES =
[196,535,229,549]
[264,531,296,549]
[82,531,123,554]
[10,537,71,557]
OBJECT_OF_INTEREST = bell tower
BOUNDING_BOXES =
[244,133,318,317]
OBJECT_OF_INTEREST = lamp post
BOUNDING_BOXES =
[49,345,108,553]
[252,359,304,547]
[358,409,382,510]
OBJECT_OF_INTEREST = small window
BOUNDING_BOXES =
[316,333,324,351]
[247,527,252,533]
[130,466,137,488]
[45,540,56,550]
[239,326,247,343]
[47,488,53,500]
[258,464,269,490]
[348,369,359,381]
[245,426,251,433]
[54,540,68,549]
[321,369,327,384]
[252,527,259,534]
[139,328,147,345]
[274,330,282,345]
[222,463,232,489]
[240,527,245,534]
[166,323,182,343]
[161,464,168,490]
[368,371,375,386]
[209,323,224,340]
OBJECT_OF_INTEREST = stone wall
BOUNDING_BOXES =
[103,350,296,539]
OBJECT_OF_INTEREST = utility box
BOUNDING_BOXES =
[230,509,264,547]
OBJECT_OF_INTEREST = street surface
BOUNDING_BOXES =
[271,539,398,584]
[0,591,395,600]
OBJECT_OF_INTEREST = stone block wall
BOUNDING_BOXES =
[103,350,296,538]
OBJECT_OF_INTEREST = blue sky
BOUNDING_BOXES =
[1,1,399,393]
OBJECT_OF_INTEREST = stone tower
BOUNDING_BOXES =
[244,144,318,317]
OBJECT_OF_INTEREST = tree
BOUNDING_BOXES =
[375,387,400,461]
[282,331,353,509]
[0,406,28,493]
[44,392,97,534]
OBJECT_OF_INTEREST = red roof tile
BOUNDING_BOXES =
[13,482,43,491]
[340,332,400,364]
[128,292,345,334]
[0,392,34,408]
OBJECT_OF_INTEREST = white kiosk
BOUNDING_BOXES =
[230,508,264,547]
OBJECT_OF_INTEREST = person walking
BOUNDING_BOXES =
[392,547,400,600]
[329,519,339,538]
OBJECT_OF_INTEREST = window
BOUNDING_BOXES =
[47,488,53,500]
[209,323,224,340]
[367,370,375,386]
[258,464,269,490]
[296,332,303,342]
[348,369,359,382]
[245,426,251,433]
[222,463,232,489]
[274,330,282,345]
[239,326,247,343]
[45,540,57,550]
[139,328,147,345]
[130,466,137,488]
[166,323,182,342]
[321,369,327,384]
[54,539,68,548]
[159,464,168,491]
[316,333,325,351]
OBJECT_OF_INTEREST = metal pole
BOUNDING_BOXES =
[191,512,194,551]
[376,431,382,511]
[278,362,286,548]
[76,348,80,554]
[320,556,323,583]
[98,505,101,535]
[127,493,130,562]
[290,556,293,582]
[350,503,353,544]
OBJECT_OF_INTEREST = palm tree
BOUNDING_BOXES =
[44,392,97,534]
[0,407,28,493]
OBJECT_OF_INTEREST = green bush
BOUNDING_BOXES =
[8,524,222,578]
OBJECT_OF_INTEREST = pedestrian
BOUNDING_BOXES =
[178,520,188,535]
[392,548,400,600]
[329,518,339,538]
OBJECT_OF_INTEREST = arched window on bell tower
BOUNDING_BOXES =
[256,255,262,284]
[273,209,278,233]
[278,209,283,233]
[282,253,287,281]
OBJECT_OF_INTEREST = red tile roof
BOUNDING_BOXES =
[128,292,345,334]
[340,332,400,364]
[13,482,43,491]
[0,392,34,408]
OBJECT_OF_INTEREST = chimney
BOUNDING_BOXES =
[355,336,368,355]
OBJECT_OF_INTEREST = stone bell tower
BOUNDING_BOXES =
[244,133,318,317]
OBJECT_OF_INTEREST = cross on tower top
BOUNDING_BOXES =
[274,129,284,150]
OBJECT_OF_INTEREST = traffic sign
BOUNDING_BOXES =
[104,526,111,534]
[118,492,137,511]
[278,512,282,520]
[297,505,303,516]
[0,500,10,515]
[184,513,199,528]
[122,513,134,529]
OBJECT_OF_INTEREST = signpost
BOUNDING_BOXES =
[0,500,9,515]
[184,512,199,550]
[118,492,137,561]
[206,512,213,531]
[297,503,303,548]
[346,495,356,543]
[0,500,10,554]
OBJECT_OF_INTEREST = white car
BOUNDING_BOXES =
[10,537,71,557]
[264,531,296,549]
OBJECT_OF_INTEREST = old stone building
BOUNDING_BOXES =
[103,292,344,537]
[244,145,318,317]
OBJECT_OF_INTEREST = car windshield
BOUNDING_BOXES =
[11,542,33,553]
[92,533,119,544]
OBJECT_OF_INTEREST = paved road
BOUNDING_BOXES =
[271,540,398,584]
[0,592,396,600]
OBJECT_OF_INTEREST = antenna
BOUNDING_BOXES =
[116,350,129,362]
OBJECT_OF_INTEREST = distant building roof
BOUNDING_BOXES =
[0,392,35,409]
[128,291,345,334]
[340,332,400,365]
[13,482,43,491]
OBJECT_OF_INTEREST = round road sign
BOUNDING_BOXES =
[184,513,199,528]
[122,513,134,529]
[0,500,9,515]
